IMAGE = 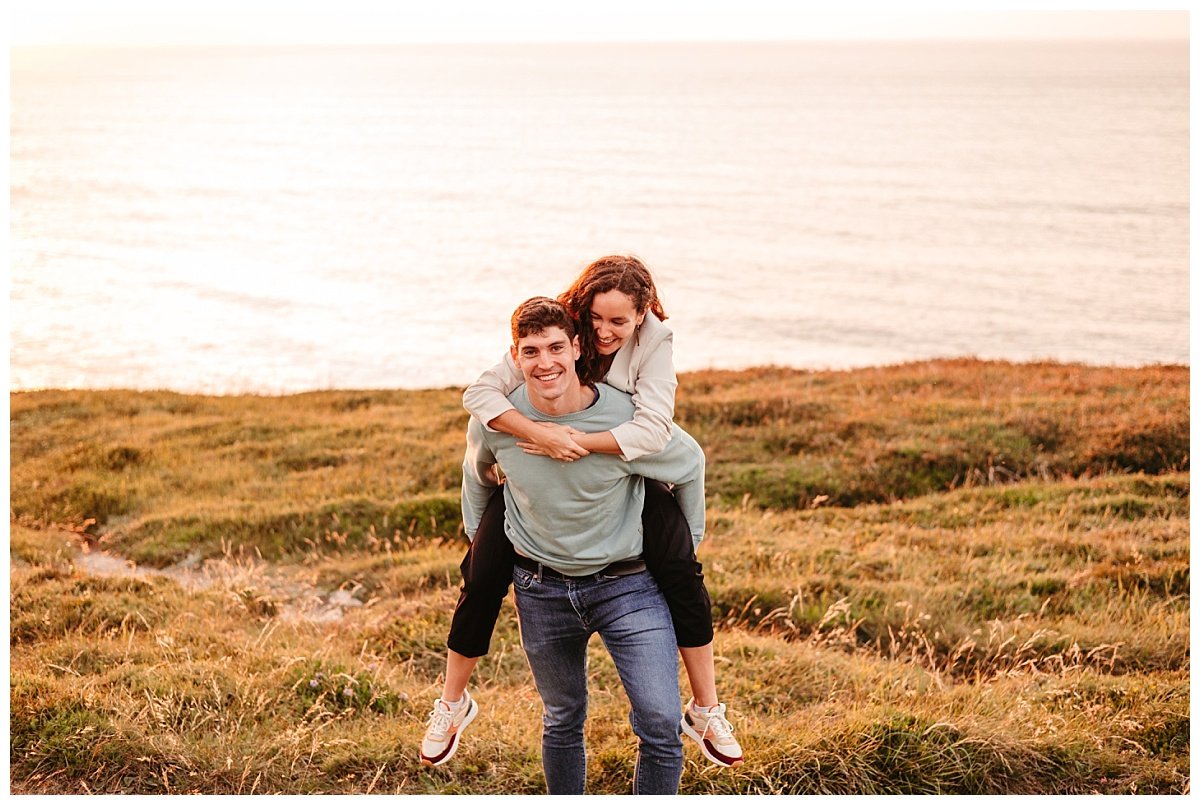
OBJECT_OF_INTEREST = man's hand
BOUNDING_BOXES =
[517,421,590,461]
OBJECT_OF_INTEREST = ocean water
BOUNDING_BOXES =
[10,41,1189,393]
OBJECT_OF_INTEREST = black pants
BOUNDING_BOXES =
[446,479,715,657]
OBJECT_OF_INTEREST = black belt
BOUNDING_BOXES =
[514,554,646,581]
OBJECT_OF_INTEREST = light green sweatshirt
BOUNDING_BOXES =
[461,383,706,576]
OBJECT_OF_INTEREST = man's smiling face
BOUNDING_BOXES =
[511,325,581,407]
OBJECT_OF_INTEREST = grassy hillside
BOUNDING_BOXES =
[9,360,1190,794]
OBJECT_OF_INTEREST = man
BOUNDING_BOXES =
[457,297,706,794]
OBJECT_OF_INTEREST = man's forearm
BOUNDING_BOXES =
[460,468,498,540]
[461,419,500,540]
[661,471,705,548]
[627,425,707,546]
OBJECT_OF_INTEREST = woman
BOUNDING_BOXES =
[420,255,743,770]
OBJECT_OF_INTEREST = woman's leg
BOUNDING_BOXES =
[422,487,514,765]
[640,479,716,703]
[440,650,479,703]
[442,486,515,699]
[641,480,745,767]
[678,643,718,707]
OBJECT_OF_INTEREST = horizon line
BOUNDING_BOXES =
[11,34,1190,50]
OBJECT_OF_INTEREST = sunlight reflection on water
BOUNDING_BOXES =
[11,42,1189,392]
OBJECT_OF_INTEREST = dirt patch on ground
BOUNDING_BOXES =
[64,533,365,624]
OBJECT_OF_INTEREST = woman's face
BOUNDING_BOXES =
[590,289,645,356]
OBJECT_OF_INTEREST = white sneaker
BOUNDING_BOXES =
[419,690,479,766]
[681,698,745,768]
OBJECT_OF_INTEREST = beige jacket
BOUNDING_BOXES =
[462,312,677,461]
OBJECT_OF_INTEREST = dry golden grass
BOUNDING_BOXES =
[9,361,1189,793]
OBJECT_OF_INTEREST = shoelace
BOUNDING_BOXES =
[698,705,735,741]
[426,703,454,738]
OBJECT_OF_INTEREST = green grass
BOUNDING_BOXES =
[9,360,1189,794]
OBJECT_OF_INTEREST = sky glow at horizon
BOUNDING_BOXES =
[9,2,1190,46]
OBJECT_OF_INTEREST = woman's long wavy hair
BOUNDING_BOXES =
[558,255,667,385]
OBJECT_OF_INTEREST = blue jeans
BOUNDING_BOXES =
[513,565,683,795]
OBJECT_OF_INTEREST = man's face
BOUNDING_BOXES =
[511,326,581,405]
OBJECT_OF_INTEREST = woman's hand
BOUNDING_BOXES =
[516,421,590,461]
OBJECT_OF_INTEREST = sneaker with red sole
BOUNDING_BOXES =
[681,698,744,768]
[419,690,479,766]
